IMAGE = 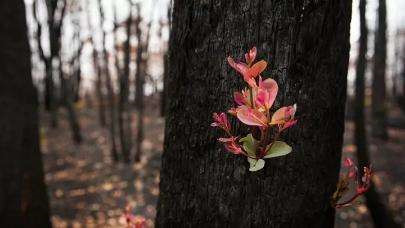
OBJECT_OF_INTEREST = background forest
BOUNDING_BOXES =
[0,0,404,227]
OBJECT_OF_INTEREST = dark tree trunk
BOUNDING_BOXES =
[55,3,82,144]
[156,0,351,227]
[100,0,119,162]
[134,6,151,163]
[33,0,58,127]
[85,0,107,127]
[354,1,400,227]
[371,0,388,139]
[118,4,133,163]
[93,46,107,127]
[73,41,83,103]
[46,0,68,129]
[0,0,51,226]
[355,0,368,174]
[59,58,83,144]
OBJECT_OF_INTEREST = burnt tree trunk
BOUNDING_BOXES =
[45,0,68,128]
[0,0,51,226]
[99,0,119,161]
[156,1,351,227]
[85,0,106,127]
[33,0,58,126]
[118,4,133,163]
[371,0,388,139]
[354,1,399,227]
[59,58,83,144]
[56,3,82,144]
[134,6,151,163]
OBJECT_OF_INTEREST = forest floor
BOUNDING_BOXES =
[41,103,404,228]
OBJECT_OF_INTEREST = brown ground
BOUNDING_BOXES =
[41,104,404,227]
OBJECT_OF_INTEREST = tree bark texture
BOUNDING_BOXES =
[0,0,51,226]
[156,0,352,227]
[371,0,388,139]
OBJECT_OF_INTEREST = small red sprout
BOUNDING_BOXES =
[331,158,372,208]
[124,206,146,228]
[211,47,297,171]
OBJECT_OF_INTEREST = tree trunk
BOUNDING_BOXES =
[95,53,107,127]
[156,1,352,227]
[73,41,83,103]
[59,58,83,144]
[100,0,119,162]
[354,1,400,227]
[46,0,68,129]
[118,4,133,163]
[55,2,82,144]
[85,0,107,127]
[134,6,151,163]
[371,0,388,139]
[33,0,58,127]
[0,0,51,226]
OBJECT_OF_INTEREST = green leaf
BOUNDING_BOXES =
[239,134,258,158]
[263,141,292,159]
[247,158,265,172]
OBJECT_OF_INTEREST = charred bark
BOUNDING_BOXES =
[371,0,388,139]
[354,1,400,227]
[156,0,352,227]
[0,0,51,226]
[59,58,83,144]
[117,4,133,163]
[134,5,152,163]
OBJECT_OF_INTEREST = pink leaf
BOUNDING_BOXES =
[246,60,267,78]
[236,106,268,127]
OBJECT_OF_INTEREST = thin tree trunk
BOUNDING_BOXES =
[73,41,83,103]
[354,1,400,227]
[0,0,51,226]
[33,0,58,127]
[59,58,83,144]
[85,0,106,127]
[99,0,119,162]
[94,49,107,127]
[371,0,388,139]
[134,6,152,162]
[156,1,352,226]
[55,2,82,144]
[117,3,133,163]
[46,0,68,129]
